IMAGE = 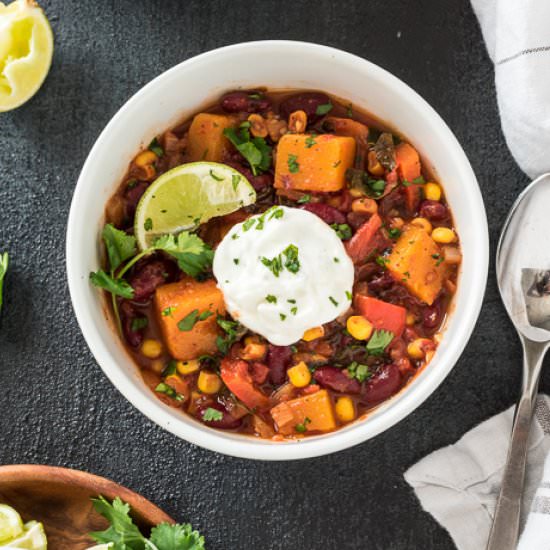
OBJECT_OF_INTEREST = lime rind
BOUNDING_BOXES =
[134,161,256,250]
[0,505,23,543]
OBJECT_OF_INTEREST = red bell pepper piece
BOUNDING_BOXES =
[220,358,270,410]
[355,295,406,337]
[345,213,382,263]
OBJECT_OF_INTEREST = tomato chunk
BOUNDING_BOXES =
[345,213,382,263]
[355,295,406,337]
[220,358,270,410]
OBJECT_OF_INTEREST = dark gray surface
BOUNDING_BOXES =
[0,1,535,548]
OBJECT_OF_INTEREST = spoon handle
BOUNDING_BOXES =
[487,338,547,550]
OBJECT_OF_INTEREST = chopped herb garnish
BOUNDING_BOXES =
[283,244,300,273]
[266,295,277,303]
[280,313,287,321]
[346,169,388,198]
[177,309,200,332]
[203,407,223,422]
[233,258,240,265]
[346,103,354,118]
[331,223,353,240]
[223,127,272,176]
[366,330,394,356]
[162,306,177,317]
[402,180,411,187]
[287,299,296,304]
[403,271,411,278]
[376,256,389,268]
[333,160,341,168]
[232,174,241,190]
[334,257,340,263]
[231,233,239,240]
[155,383,184,401]
[413,176,426,184]
[345,290,352,301]
[388,228,402,239]
[148,137,164,157]
[288,154,299,173]
[89,270,134,299]
[305,136,317,149]
[126,178,138,189]
[347,361,371,382]
[268,206,284,220]
[216,315,244,354]
[290,306,298,315]
[297,193,312,204]
[315,102,333,116]
[295,417,312,433]
[329,296,338,306]
[248,93,262,100]
[261,254,283,277]
[144,218,153,231]
[209,169,224,181]
[243,218,256,231]
[131,317,148,332]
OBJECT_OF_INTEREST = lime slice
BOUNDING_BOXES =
[2,521,47,550]
[0,0,54,112]
[134,161,256,250]
[0,505,23,543]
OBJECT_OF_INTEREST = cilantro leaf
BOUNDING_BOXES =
[366,330,394,356]
[153,233,214,277]
[102,224,137,271]
[203,407,223,422]
[90,270,134,299]
[90,496,145,549]
[223,127,272,176]
[315,102,333,115]
[149,137,164,157]
[0,252,8,312]
[330,223,352,240]
[150,523,205,550]
[347,361,371,382]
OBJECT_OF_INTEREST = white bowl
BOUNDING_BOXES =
[66,41,488,460]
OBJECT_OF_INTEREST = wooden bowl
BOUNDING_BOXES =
[0,465,174,549]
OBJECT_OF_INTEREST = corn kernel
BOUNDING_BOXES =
[176,359,200,375]
[287,362,312,388]
[367,151,385,176]
[197,370,222,394]
[141,339,162,359]
[241,342,267,361]
[349,187,365,198]
[335,396,356,422]
[135,150,157,167]
[424,182,442,201]
[406,313,417,326]
[351,197,378,214]
[346,316,373,341]
[431,227,457,244]
[407,338,432,359]
[410,217,432,233]
[302,326,325,341]
[151,359,164,374]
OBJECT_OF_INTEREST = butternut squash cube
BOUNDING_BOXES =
[386,225,445,305]
[186,113,236,162]
[154,278,225,360]
[274,133,356,192]
[270,389,336,435]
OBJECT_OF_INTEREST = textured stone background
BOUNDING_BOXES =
[0,0,537,548]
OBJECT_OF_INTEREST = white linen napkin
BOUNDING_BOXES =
[404,395,550,550]
[470,0,550,179]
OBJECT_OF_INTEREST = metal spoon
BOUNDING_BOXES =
[488,173,550,548]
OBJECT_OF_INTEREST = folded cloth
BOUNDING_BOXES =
[404,395,550,550]
[470,0,550,179]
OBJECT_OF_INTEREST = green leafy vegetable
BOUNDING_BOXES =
[203,407,223,422]
[216,314,245,354]
[315,102,333,116]
[223,126,272,176]
[153,233,214,278]
[266,295,277,303]
[178,309,212,332]
[287,154,299,173]
[297,193,311,204]
[89,270,134,299]
[155,383,184,402]
[388,227,402,239]
[102,224,137,272]
[90,496,205,550]
[366,330,394,356]
[330,223,352,240]
[305,136,317,149]
[149,137,164,157]
[347,361,371,382]
[0,252,8,312]
[131,317,148,332]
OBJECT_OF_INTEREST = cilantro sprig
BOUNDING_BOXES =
[223,124,272,176]
[90,224,213,334]
[366,330,394,356]
[90,496,205,550]
[0,252,8,312]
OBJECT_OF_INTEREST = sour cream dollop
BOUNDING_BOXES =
[213,205,354,346]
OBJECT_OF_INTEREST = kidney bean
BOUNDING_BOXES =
[279,92,332,122]
[422,299,444,330]
[346,211,370,230]
[120,301,145,348]
[129,259,178,302]
[367,270,395,294]
[331,190,353,213]
[250,362,270,385]
[124,181,149,219]
[313,366,361,394]
[220,91,271,113]
[363,364,402,403]
[301,203,346,225]
[266,345,293,385]
[197,403,242,430]
[419,200,448,221]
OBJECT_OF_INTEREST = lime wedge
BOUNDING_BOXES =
[85,545,112,550]
[134,161,256,250]
[0,0,54,112]
[2,521,47,550]
[0,505,23,543]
